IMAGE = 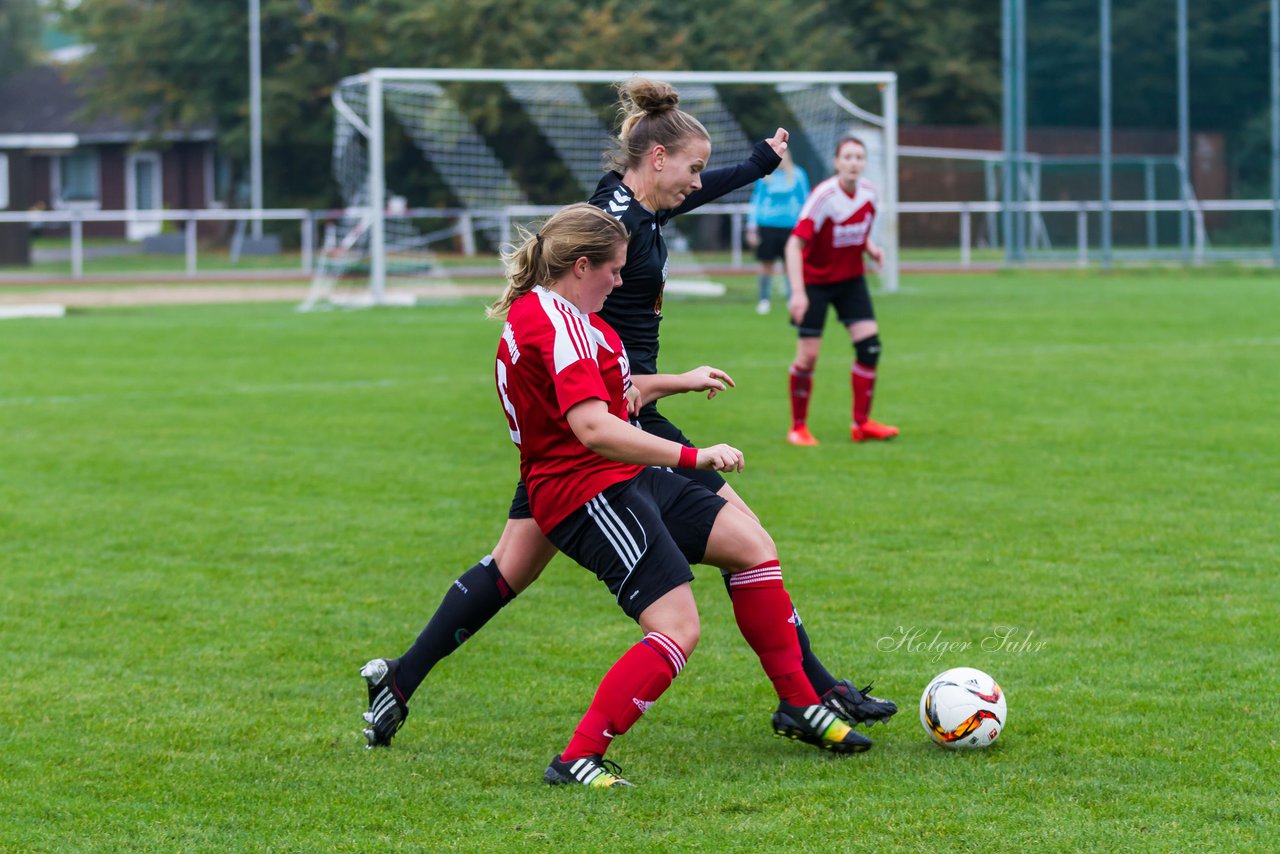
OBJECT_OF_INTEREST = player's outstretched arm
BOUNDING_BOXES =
[673,132,787,215]
[630,366,736,409]
[566,398,743,473]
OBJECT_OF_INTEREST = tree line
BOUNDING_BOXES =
[3,0,1274,206]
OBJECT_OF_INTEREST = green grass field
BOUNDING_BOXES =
[2,269,1277,851]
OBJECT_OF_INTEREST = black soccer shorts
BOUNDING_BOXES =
[795,275,875,338]
[754,225,792,263]
[508,481,534,520]
[547,467,727,622]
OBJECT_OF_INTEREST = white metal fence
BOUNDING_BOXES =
[0,208,316,277]
[2,200,1279,281]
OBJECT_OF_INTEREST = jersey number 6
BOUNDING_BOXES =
[495,359,522,445]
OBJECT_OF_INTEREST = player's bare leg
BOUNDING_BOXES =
[715,481,761,524]
[490,516,559,593]
[757,258,777,314]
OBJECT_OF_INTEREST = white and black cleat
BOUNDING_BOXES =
[360,658,409,748]
[545,754,634,788]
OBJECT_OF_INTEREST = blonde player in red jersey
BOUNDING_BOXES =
[784,135,899,446]
[493,203,868,787]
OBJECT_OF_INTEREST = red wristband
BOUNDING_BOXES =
[678,446,699,468]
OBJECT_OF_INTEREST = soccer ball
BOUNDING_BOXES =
[919,667,1007,749]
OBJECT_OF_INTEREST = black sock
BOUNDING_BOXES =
[794,617,837,696]
[395,556,516,700]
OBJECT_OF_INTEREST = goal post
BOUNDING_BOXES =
[307,68,898,309]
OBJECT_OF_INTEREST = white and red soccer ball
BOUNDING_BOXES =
[919,667,1007,749]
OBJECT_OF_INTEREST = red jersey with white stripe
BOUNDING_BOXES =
[496,286,643,533]
[791,175,877,283]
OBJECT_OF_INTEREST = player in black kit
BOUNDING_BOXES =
[590,89,779,507]
[357,78,896,750]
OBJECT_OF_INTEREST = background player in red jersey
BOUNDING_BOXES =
[491,204,868,787]
[359,82,897,751]
[784,135,900,446]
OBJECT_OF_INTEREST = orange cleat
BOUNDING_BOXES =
[851,420,899,442]
[787,426,820,446]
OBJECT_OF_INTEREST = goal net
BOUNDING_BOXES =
[302,69,898,309]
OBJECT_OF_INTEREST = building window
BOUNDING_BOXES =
[0,153,9,209]
[56,150,100,207]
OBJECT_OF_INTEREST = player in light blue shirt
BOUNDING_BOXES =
[746,150,810,314]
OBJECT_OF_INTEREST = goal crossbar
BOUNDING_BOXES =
[346,68,898,87]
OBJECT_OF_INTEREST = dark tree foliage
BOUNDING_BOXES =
[57,0,401,207]
[1027,0,1272,195]
[0,0,43,79]
[1027,0,1270,133]
[55,0,1274,208]
[821,0,1003,125]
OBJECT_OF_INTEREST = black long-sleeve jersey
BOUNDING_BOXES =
[589,140,782,375]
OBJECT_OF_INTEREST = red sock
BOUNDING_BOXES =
[727,561,819,707]
[852,361,876,426]
[561,632,687,761]
[789,366,814,430]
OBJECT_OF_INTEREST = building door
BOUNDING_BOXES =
[125,151,163,241]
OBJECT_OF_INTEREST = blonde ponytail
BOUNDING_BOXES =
[489,203,629,319]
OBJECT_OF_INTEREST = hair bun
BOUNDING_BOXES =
[620,78,680,115]
[608,77,709,173]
